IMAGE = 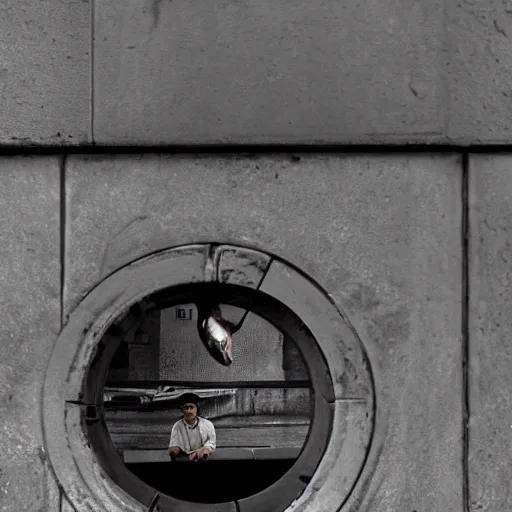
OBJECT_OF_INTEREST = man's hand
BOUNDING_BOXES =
[168,446,180,460]
[188,446,212,461]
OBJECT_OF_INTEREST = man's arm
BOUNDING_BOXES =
[202,420,216,452]
[168,423,182,458]
[188,420,216,460]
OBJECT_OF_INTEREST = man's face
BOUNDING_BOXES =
[182,402,197,421]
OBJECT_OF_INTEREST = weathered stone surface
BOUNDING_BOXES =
[0,158,60,510]
[1,0,512,145]
[61,495,77,512]
[446,1,512,144]
[1,1,512,145]
[261,260,372,401]
[62,403,147,511]
[217,246,270,288]
[467,155,512,511]
[0,0,90,145]
[289,401,371,512]
[46,464,61,512]
[65,154,463,509]
[92,0,445,145]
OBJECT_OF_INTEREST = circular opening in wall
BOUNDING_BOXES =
[82,282,334,511]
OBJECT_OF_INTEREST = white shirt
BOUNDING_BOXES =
[168,417,216,454]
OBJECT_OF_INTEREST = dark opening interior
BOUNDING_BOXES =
[126,459,296,503]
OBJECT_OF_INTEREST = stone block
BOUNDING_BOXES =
[446,0,512,144]
[3,0,512,145]
[0,157,60,510]
[65,153,463,509]
[0,0,90,145]
[92,0,445,145]
[467,155,512,511]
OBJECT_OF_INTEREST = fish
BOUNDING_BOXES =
[197,305,234,366]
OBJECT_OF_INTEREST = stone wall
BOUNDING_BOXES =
[1,2,512,511]
[5,1,512,145]
[1,154,472,512]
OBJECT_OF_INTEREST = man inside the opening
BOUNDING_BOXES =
[167,393,216,461]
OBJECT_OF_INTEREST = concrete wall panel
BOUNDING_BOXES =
[0,0,90,145]
[446,1,512,144]
[1,2,512,145]
[92,0,445,145]
[64,154,463,510]
[1,1,512,144]
[0,158,60,510]
[468,155,512,511]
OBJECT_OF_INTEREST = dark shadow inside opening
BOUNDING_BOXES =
[126,460,295,503]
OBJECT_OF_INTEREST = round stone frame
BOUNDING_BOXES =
[42,244,375,512]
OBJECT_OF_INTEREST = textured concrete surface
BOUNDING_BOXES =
[288,401,371,512]
[0,0,90,145]
[468,155,512,511]
[1,1,512,144]
[92,0,445,145]
[65,154,463,510]
[446,0,512,144]
[260,259,372,401]
[61,496,76,512]
[0,157,60,511]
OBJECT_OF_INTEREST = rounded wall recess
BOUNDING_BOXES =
[42,244,376,512]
